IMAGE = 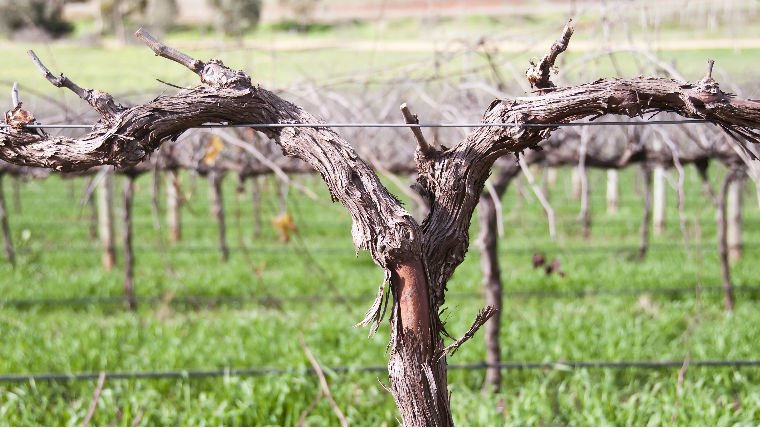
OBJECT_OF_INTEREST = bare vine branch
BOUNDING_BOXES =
[28,50,124,120]
[400,102,434,156]
[526,20,573,90]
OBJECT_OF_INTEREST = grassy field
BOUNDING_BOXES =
[0,163,760,425]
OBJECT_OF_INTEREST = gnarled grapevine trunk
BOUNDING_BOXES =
[2,25,760,425]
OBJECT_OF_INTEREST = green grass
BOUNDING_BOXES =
[0,164,759,425]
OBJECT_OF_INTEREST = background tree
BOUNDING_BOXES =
[145,0,178,37]
[207,0,262,38]
[278,0,320,32]
[0,0,72,38]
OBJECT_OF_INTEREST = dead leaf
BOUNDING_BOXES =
[202,135,224,165]
[5,103,36,128]
[272,213,297,243]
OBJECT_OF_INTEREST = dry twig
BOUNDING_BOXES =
[80,371,106,427]
[298,333,348,427]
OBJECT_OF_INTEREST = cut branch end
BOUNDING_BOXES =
[400,102,433,156]
[526,20,574,90]
[11,82,19,108]
[437,306,496,360]
[136,27,205,76]
[27,50,123,120]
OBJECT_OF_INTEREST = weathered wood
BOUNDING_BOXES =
[0,175,15,266]
[97,170,116,271]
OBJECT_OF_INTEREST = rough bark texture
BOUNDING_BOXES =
[0,175,15,266]
[97,170,116,271]
[3,27,760,426]
[122,175,136,310]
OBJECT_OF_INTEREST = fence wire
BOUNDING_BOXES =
[1,359,759,383]
[3,284,759,309]
[0,119,711,130]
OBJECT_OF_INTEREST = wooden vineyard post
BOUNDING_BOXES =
[652,164,666,236]
[717,170,737,311]
[166,169,181,243]
[0,174,15,266]
[208,171,229,262]
[251,176,262,239]
[571,166,582,200]
[97,170,116,271]
[638,166,653,260]
[607,169,619,214]
[122,174,136,310]
[476,165,518,394]
[727,171,744,263]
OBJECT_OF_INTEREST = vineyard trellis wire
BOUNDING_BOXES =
[2,359,760,384]
[0,119,711,130]
[3,284,760,309]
